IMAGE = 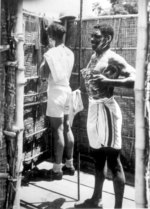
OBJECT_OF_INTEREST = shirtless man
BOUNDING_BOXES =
[75,24,135,208]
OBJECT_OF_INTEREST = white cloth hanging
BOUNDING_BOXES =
[69,89,84,126]
[44,44,74,86]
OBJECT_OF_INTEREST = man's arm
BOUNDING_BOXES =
[93,55,136,88]
[39,58,50,79]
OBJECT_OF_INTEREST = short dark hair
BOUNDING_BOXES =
[94,24,114,40]
[47,23,66,39]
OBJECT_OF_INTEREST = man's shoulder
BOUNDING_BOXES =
[63,46,74,61]
[105,49,117,57]
[106,49,126,62]
[44,47,56,57]
[64,46,74,55]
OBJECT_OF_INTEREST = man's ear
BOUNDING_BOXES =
[107,35,112,42]
[105,35,112,45]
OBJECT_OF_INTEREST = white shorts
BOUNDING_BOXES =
[46,86,71,118]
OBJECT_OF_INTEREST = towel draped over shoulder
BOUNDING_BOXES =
[44,44,74,86]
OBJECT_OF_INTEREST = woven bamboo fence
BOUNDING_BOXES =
[23,12,50,172]
[0,66,7,209]
[66,15,137,176]
[0,6,51,207]
[0,0,9,207]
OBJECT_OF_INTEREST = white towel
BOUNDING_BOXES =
[69,89,84,126]
[44,45,74,86]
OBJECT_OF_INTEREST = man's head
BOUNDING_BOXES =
[47,23,66,43]
[91,24,114,54]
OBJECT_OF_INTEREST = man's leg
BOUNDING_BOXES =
[64,114,74,160]
[107,148,125,209]
[91,148,107,205]
[63,114,75,175]
[48,116,64,179]
[75,148,106,208]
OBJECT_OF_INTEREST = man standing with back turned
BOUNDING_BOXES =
[75,24,135,208]
[40,23,75,180]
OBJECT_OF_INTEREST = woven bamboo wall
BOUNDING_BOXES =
[23,12,50,172]
[67,15,137,173]
[0,67,7,209]
[0,1,8,208]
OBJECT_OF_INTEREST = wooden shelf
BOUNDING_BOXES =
[24,91,47,97]
[0,45,10,52]
[23,149,48,162]
[25,76,39,80]
[25,128,47,139]
[24,100,47,107]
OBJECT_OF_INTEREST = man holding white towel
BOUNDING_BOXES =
[75,24,135,208]
[40,23,75,180]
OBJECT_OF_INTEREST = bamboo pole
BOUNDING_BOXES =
[78,14,138,21]
[0,0,1,45]
[63,18,67,44]
[0,173,9,179]
[0,0,1,65]
[134,0,148,208]
[13,0,24,208]
[76,0,83,201]
[78,0,83,85]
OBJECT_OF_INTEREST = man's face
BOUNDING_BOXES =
[91,29,104,52]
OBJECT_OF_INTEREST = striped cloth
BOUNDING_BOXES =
[87,96,122,149]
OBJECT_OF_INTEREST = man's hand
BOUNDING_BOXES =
[92,74,108,83]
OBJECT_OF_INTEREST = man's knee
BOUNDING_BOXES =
[64,115,71,133]
[64,120,70,133]
[108,160,124,179]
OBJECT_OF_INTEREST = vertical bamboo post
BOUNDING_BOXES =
[76,0,83,201]
[0,0,1,65]
[63,18,67,44]
[0,0,1,45]
[78,0,83,85]
[13,0,24,208]
[135,0,148,208]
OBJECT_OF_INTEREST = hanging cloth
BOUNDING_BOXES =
[69,89,84,126]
